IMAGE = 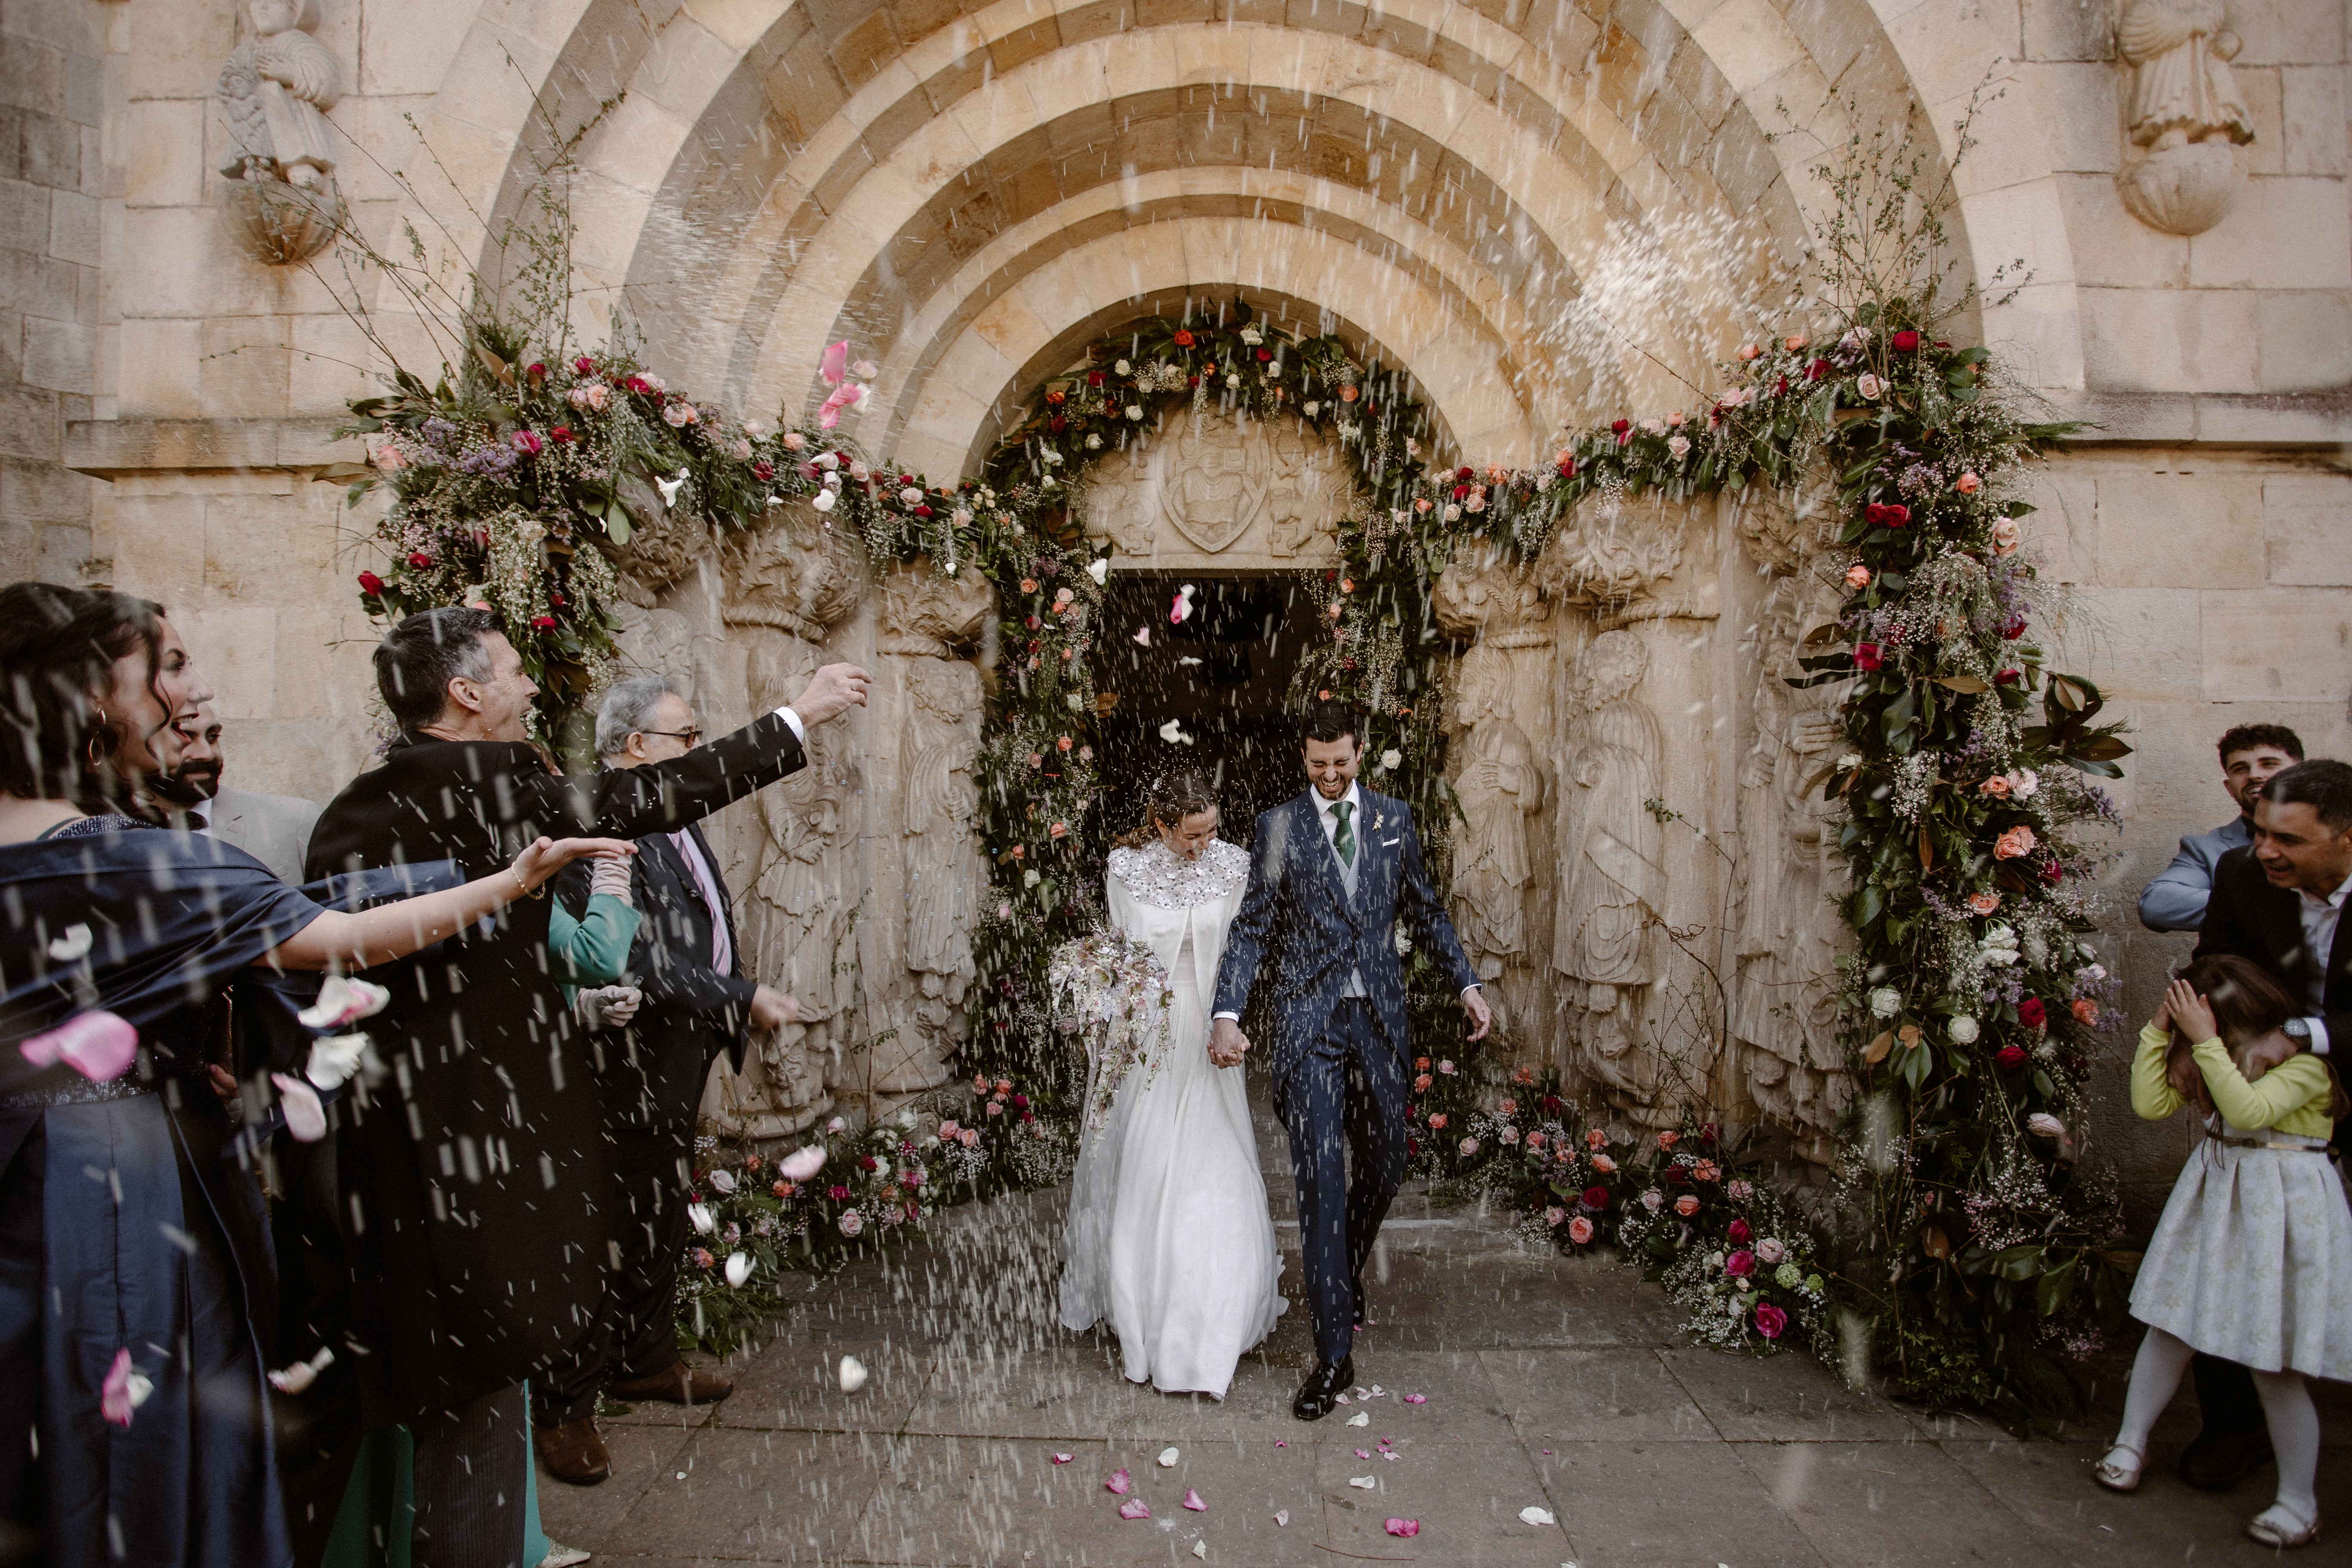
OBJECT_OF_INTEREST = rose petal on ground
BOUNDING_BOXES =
[1051,1453,1072,1465]
[1384,1518,1420,1537]
[1117,1498,1151,1520]
[1182,1488,1206,1511]
[1191,1542,1206,1560]
[1355,1449,1370,1459]
[1519,1505,1556,1525]
[1403,1393,1427,1404]
[1274,1509,1289,1527]
[1348,1476,1376,1489]
[1105,1469,1131,1495]
[1346,1411,1369,1427]
[1158,1446,1180,1467]
[1333,1393,1351,1405]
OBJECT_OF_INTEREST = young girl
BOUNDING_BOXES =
[2095,955,2352,1548]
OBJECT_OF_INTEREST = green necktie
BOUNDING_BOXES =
[1332,799,1354,867]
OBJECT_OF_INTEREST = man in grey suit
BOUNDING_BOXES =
[153,707,324,883]
[2137,723,2302,933]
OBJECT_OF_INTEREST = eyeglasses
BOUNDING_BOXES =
[641,729,703,746]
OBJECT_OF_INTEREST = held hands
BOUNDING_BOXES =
[793,663,875,728]
[749,985,799,1032]
[508,835,636,896]
[1208,1016,1249,1069]
[1463,985,1493,1042]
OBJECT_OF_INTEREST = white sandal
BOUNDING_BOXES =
[2246,1502,2320,1549]
[2092,1441,2145,1492]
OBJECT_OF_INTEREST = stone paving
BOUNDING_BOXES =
[543,1097,2350,1567]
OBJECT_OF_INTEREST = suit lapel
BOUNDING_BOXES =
[1297,791,1364,928]
[686,821,740,979]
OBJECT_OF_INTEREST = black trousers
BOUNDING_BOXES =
[2191,1351,2267,1437]
[531,1117,694,1427]
[1278,1000,1409,1366]
[410,1382,528,1568]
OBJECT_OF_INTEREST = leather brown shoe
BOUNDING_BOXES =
[533,1418,610,1486]
[608,1362,733,1406]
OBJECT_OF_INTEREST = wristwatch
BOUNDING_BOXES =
[2283,1018,2311,1041]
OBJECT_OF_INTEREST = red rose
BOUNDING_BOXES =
[1725,1250,1756,1278]
[526,362,547,383]
[573,357,594,374]
[357,570,386,595]
[1806,358,1829,381]
[1994,668,2022,685]
[1995,1045,2029,1069]
[1774,376,1790,396]
[1540,1094,1563,1114]
[1700,1122,1719,1144]
[1854,642,1884,671]
[1450,484,1469,500]
[1556,457,1577,479]
[1187,374,1200,388]
[407,552,432,569]
[549,426,574,444]
[752,460,772,480]
[1891,330,1921,351]
[1664,1164,1687,1185]
[1580,1185,1609,1210]
[530,615,557,630]
[1172,329,1195,346]
[1255,348,1272,362]
[1727,1218,1752,1245]
[2041,860,2064,886]
[1087,371,1104,386]
[1865,502,1911,527]
[1457,466,1475,480]
[1753,1303,1788,1340]
[2002,615,2027,640]
[828,1185,849,1200]
[1048,416,1067,433]
[2018,998,2047,1030]
[1610,419,1630,434]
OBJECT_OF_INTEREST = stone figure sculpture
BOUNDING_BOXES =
[2116,0,2255,235]
[1553,630,1666,1108]
[218,0,341,188]
[1445,652,1543,980]
[1730,579,1851,1162]
[896,656,986,1089]
[1265,420,1339,558]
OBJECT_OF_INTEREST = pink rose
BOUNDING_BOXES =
[372,444,406,472]
[1641,1189,1664,1212]
[1753,1303,1788,1339]
[1592,1154,1617,1174]
[1845,564,1870,590]
[1458,1137,1479,1157]
[1756,1237,1787,1265]
[959,1128,979,1148]
[1954,472,1981,495]
[1586,1128,1608,1150]
[1726,1179,1753,1201]
[1674,1194,1700,1217]
[1524,1131,1545,1150]
[1568,1216,1595,1244]
[1545,1206,1567,1227]
[1978,775,2011,798]
[1725,1250,1756,1279]
[1990,516,2021,555]
[1994,825,2037,860]
[985,1101,1004,1118]
[838,1211,864,1237]
[1967,891,2001,916]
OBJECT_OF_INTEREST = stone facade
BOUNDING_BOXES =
[0,0,2341,1200]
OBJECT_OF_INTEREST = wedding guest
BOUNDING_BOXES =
[304,609,868,1565]
[2096,960,2348,1549]
[531,677,794,1485]
[2138,724,2302,932]
[2168,758,2352,1491]
[0,582,627,1568]
[150,704,325,883]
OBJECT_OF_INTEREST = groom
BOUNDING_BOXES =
[1211,699,1490,1419]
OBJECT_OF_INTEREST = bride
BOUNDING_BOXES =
[1060,766,1286,1396]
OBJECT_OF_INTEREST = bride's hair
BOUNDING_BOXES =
[1113,764,1220,848]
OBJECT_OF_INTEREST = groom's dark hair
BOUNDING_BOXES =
[1299,698,1360,749]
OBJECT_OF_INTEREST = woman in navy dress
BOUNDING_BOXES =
[0,582,629,1568]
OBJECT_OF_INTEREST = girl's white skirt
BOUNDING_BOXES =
[2130,1127,2352,1380]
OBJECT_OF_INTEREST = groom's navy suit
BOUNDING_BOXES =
[1213,784,1479,1363]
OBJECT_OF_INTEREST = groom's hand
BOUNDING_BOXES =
[1209,1017,1250,1069]
[1461,986,1493,1042]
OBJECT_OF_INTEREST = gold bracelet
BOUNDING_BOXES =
[510,866,529,900]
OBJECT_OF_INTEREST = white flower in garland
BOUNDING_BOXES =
[1948,1016,1980,1045]
[1868,987,1902,1019]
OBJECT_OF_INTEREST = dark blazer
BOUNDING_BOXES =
[605,821,757,1130]
[2193,844,2352,1047]
[1211,787,1479,1088]
[303,710,805,1421]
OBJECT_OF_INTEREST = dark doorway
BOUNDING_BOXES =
[1090,573,1323,847]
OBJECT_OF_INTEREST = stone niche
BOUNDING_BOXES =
[1080,409,1348,569]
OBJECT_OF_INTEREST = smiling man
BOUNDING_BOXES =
[2138,724,2304,933]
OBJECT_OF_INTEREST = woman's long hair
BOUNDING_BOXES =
[1112,764,1221,849]
[0,581,171,817]
[2168,952,2350,1119]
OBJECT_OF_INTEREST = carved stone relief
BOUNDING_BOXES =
[2116,0,2255,236]
[1082,411,1345,569]
[216,1,344,262]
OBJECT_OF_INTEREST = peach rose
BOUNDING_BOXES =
[1978,775,2012,799]
[1954,472,1981,495]
[1674,1194,1700,1217]
[1990,516,2021,555]
[2071,998,2100,1026]
[1845,565,1871,590]
[1994,825,2037,860]
[1967,891,2001,916]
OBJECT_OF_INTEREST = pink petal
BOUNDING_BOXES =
[816,386,858,430]
[1051,1453,1073,1465]
[100,1349,136,1427]
[1104,1469,1131,1495]
[1182,1488,1206,1512]
[1133,626,1150,646]
[1274,1441,1288,1448]
[1355,1449,1371,1459]
[1384,1519,1420,1538]
[21,1011,138,1082]
[778,1145,826,1182]
[1117,1498,1151,1521]
[820,340,848,387]
[273,1073,327,1142]
[1403,1393,1427,1404]
[1274,1509,1290,1527]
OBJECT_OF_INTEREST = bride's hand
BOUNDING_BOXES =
[1208,1016,1249,1069]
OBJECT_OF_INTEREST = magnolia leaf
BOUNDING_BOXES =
[2049,674,2088,712]
[1917,824,1934,871]
[1864,1030,1894,1065]
[605,510,632,547]
[2069,734,2132,761]
[1921,1227,1951,1260]
[1897,1023,1923,1050]
[1801,622,1842,647]
[1935,674,1989,694]
[473,342,516,388]
[313,461,375,483]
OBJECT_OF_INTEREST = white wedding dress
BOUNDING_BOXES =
[1059,837,1287,1396]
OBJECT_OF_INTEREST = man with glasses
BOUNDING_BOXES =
[531,676,798,1483]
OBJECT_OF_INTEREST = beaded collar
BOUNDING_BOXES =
[1107,837,1250,910]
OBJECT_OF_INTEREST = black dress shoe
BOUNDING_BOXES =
[1293,1356,1354,1421]
[2178,1426,2274,1491]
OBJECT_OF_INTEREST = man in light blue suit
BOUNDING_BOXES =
[2138,724,2303,932]
[1210,699,1490,1419]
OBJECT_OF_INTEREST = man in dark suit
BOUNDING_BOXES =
[2178,758,2352,1491]
[1210,699,1490,1419]
[531,677,799,1483]
[306,609,868,1566]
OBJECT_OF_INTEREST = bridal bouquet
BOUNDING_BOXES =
[1048,927,1173,1142]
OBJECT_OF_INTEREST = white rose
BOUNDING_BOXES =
[1948,1015,1980,1045]
[2027,1113,2065,1139]
[1124,405,1142,420]
[1868,987,1902,1019]
[724,1251,753,1287]
[810,489,836,513]
[1443,503,1461,521]
[708,1168,737,1194]
[1114,358,1131,375]
[1240,326,1262,345]
[1379,749,1402,770]
[897,485,923,505]
[813,450,839,470]
[848,459,871,481]
[688,1203,716,1235]
[1023,869,1041,888]
[1667,435,1690,460]
[1303,401,1320,415]
[2009,768,2039,799]
[1857,374,1884,400]
[1835,753,1861,771]
[1085,434,1102,449]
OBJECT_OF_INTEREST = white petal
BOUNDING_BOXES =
[47,924,92,963]
[1346,1411,1369,1427]
[688,1203,716,1235]
[1349,1475,1377,1489]
[1158,1446,1180,1467]
[837,1355,869,1393]
[1519,1505,1556,1526]
[724,1251,752,1287]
